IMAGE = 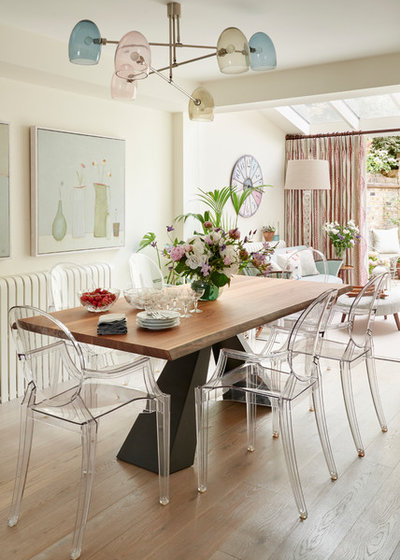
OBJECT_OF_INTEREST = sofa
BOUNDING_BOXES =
[244,242,343,284]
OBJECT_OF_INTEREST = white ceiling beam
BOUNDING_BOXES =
[329,100,359,130]
[274,106,310,135]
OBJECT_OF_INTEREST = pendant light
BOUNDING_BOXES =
[216,27,250,74]
[249,32,277,71]
[189,88,214,122]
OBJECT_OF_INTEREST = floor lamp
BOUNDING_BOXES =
[284,159,331,247]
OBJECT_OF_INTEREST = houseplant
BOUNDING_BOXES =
[261,225,275,242]
[323,220,361,259]
[367,136,400,176]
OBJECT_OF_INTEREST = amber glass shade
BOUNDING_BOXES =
[189,88,214,122]
[114,31,151,80]
[216,27,249,74]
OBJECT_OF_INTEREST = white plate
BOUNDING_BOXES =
[136,319,180,330]
[137,310,180,321]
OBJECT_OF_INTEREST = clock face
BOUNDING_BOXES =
[230,155,263,218]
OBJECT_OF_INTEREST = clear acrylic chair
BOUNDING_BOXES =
[313,272,389,457]
[129,253,164,289]
[49,262,135,370]
[8,305,170,560]
[195,289,338,520]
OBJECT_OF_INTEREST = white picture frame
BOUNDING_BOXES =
[0,122,10,258]
[31,126,125,256]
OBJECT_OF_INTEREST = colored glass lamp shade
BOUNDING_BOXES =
[249,32,277,71]
[69,19,102,65]
[111,74,137,100]
[114,31,151,80]
[188,87,214,121]
[216,27,250,74]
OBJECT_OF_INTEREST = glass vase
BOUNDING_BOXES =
[192,280,220,301]
[334,247,346,260]
[52,199,67,241]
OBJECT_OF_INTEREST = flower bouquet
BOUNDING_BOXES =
[162,223,274,299]
[323,220,361,258]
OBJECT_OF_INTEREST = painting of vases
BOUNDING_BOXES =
[31,127,125,256]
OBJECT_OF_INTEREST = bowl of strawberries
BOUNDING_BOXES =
[79,288,120,312]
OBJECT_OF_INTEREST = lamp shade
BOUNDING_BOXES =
[69,20,102,65]
[114,31,151,80]
[111,74,137,100]
[189,87,214,121]
[249,32,276,71]
[217,27,250,74]
[284,159,331,190]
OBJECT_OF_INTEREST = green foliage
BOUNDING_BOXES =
[175,184,272,232]
[367,136,400,173]
[137,231,156,252]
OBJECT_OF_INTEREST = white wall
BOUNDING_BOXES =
[182,110,286,241]
[0,77,174,288]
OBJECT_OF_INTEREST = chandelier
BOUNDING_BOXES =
[68,2,277,122]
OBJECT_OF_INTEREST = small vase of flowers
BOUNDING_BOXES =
[323,220,361,259]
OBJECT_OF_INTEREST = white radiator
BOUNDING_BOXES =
[0,263,112,403]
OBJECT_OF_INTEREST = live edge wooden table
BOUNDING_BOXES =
[47,276,350,474]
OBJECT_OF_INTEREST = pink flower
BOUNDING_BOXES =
[204,235,213,245]
[228,228,240,240]
[223,256,232,265]
[170,245,186,261]
[201,263,211,276]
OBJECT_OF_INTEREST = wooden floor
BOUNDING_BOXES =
[2,347,400,559]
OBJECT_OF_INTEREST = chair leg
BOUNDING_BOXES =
[70,421,98,560]
[311,380,338,480]
[155,394,171,505]
[340,361,365,457]
[246,364,257,452]
[195,386,210,493]
[271,360,280,438]
[365,354,388,433]
[279,400,308,520]
[8,386,35,527]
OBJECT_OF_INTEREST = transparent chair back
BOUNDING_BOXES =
[129,253,164,289]
[282,247,328,282]
[8,305,170,560]
[49,262,96,311]
[346,271,388,348]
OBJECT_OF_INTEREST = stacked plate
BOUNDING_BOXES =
[136,310,180,330]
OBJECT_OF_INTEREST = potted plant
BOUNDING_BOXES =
[262,225,275,242]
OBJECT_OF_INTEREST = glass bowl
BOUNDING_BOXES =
[124,287,161,309]
[79,288,120,312]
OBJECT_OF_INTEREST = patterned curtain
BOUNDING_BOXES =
[285,134,367,284]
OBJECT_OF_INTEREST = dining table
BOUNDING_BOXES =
[41,275,350,474]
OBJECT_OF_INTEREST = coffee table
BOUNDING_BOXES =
[336,287,400,330]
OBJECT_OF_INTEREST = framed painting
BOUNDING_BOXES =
[31,127,125,256]
[0,122,10,258]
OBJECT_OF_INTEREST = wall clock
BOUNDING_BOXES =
[230,154,263,217]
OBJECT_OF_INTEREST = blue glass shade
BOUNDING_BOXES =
[69,20,102,65]
[249,32,276,71]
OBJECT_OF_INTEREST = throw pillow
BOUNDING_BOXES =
[276,253,302,279]
[298,249,319,276]
[372,228,400,253]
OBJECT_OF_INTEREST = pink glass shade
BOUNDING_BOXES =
[111,74,137,100]
[217,27,250,74]
[114,31,151,80]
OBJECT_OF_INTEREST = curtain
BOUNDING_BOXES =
[285,135,367,284]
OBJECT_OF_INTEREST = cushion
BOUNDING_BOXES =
[372,228,400,254]
[298,249,319,276]
[268,260,282,272]
[276,253,302,279]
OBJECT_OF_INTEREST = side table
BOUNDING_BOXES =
[338,264,355,284]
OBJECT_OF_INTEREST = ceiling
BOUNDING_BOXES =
[1,0,400,130]
[1,0,400,82]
